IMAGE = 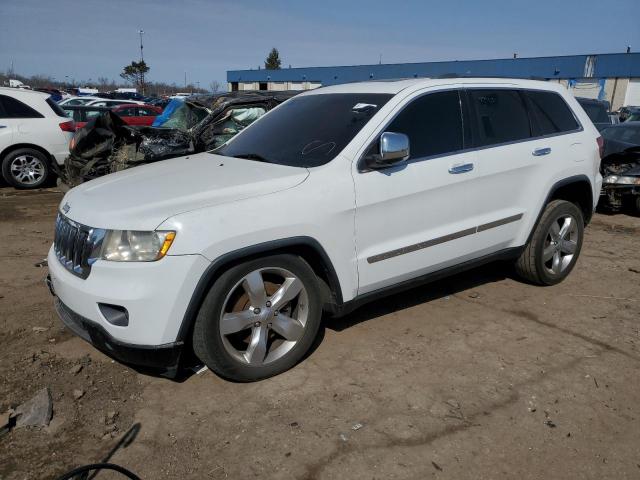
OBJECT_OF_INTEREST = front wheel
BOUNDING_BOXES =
[515,200,584,285]
[192,254,322,381]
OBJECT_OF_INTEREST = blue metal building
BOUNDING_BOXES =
[227,53,640,109]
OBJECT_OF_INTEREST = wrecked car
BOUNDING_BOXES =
[61,91,298,185]
[599,122,640,213]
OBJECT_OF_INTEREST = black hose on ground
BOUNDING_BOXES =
[54,462,140,480]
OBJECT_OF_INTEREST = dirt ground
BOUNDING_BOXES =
[1,185,639,480]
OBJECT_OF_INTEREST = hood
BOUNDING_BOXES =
[60,153,309,230]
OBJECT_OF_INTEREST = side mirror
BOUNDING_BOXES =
[364,132,410,170]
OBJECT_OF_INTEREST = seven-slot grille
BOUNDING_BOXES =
[54,214,103,279]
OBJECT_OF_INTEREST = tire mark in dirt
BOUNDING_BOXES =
[301,339,601,480]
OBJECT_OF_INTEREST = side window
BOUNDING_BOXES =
[118,107,137,117]
[92,101,107,107]
[139,108,155,116]
[468,89,531,147]
[0,95,44,118]
[386,90,463,159]
[526,91,579,136]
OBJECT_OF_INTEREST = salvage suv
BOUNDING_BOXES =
[47,78,603,381]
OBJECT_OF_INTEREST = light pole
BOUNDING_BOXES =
[138,29,145,94]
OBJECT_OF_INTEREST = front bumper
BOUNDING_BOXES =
[47,246,210,346]
[53,295,183,377]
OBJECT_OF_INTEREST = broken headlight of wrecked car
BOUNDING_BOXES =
[603,175,640,185]
[101,230,176,262]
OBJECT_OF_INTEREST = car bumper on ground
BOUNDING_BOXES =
[47,246,210,375]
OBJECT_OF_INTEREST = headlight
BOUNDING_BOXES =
[603,175,640,185]
[101,230,176,262]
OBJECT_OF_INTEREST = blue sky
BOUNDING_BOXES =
[1,0,639,88]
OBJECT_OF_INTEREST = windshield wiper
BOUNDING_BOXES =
[231,153,271,163]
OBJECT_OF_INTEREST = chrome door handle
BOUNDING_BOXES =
[533,147,551,156]
[0,125,7,128]
[448,163,474,174]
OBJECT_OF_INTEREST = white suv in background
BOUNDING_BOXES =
[47,78,602,381]
[0,87,75,188]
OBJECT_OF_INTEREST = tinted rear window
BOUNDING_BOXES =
[526,91,579,135]
[579,101,609,123]
[0,94,44,118]
[386,90,463,159]
[46,97,68,118]
[468,89,531,147]
[216,93,393,167]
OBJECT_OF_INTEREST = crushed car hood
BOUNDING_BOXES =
[60,153,309,230]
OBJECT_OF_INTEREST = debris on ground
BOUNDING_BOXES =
[351,422,364,431]
[14,387,53,429]
[34,259,48,268]
[105,411,119,425]
[339,433,348,442]
[69,364,83,375]
[1,411,14,437]
[432,461,443,471]
[73,389,85,400]
[468,292,480,299]
[544,420,557,428]
[32,326,49,333]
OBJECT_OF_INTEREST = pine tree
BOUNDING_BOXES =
[264,48,282,70]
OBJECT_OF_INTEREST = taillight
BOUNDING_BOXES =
[59,120,76,132]
[596,136,604,159]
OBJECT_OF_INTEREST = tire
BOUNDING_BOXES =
[192,254,323,382]
[1,148,50,189]
[515,200,584,285]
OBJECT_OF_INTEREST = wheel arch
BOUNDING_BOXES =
[175,236,343,344]
[546,175,594,224]
[529,175,594,244]
[1,143,55,165]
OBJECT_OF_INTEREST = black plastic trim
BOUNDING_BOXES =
[176,236,343,343]
[54,297,183,378]
[367,213,523,264]
[528,175,594,245]
[335,247,524,317]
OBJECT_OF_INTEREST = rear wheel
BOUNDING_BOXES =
[192,254,322,381]
[2,148,50,189]
[515,200,584,285]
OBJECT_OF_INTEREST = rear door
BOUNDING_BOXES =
[0,94,47,149]
[0,96,16,152]
[466,87,582,252]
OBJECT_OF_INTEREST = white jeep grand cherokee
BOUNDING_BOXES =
[47,78,603,381]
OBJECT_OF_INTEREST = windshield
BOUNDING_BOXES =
[215,93,393,167]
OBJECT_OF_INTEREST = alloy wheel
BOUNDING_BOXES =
[219,267,309,366]
[543,213,578,275]
[10,155,46,186]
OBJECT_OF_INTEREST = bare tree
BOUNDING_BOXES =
[209,80,221,93]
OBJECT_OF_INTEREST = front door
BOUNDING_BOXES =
[353,89,481,295]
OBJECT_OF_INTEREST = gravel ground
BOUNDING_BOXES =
[1,185,639,479]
